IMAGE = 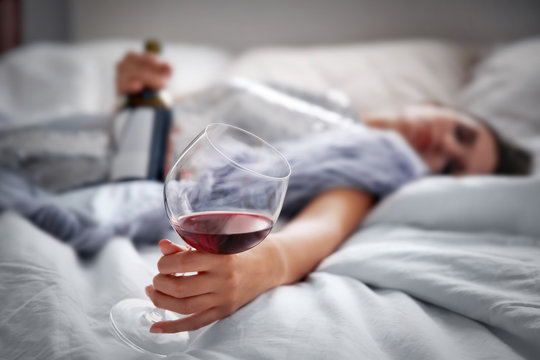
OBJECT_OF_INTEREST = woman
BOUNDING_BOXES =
[116,51,532,334]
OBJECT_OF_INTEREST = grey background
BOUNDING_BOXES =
[21,0,540,51]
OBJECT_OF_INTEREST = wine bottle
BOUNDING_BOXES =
[110,39,173,181]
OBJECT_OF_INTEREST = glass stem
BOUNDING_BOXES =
[144,307,165,324]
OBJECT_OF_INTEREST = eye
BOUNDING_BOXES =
[454,124,478,146]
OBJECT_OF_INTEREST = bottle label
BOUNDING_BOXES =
[110,109,154,180]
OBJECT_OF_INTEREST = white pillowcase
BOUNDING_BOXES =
[0,40,231,125]
[458,37,540,173]
[459,37,540,138]
[365,175,540,239]
[228,40,474,115]
[0,43,103,124]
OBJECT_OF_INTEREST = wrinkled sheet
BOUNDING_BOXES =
[1,176,539,359]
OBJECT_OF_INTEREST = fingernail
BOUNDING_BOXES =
[145,285,152,296]
[150,326,163,333]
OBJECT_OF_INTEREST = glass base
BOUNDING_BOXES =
[110,298,189,357]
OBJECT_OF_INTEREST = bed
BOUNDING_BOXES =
[1,36,540,359]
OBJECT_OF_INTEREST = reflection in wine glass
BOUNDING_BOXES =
[110,123,290,357]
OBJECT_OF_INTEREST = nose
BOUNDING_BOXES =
[441,132,466,158]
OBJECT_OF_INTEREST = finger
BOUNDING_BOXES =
[152,272,222,298]
[138,53,172,75]
[137,53,172,80]
[120,72,168,93]
[159,239,187,256]
[117,60,170,93]
[138,52,160,67]
[159,62,173,77]
[145,285,217,315]
[150,307,226,333]
[125,51,142,63]
[132,67,169,90]
[157,250,218,274]
[116,52,146,94]
[116,63,145,94]
[115,65,135,94]
[116,51,139,71]
[116,52,146,75]
[127,79,143,93]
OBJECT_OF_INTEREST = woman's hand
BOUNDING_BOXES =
[115,51,173,95]
[145,238,284,333]
[146,189,374,333]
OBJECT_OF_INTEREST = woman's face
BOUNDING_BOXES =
[365,105,497,175]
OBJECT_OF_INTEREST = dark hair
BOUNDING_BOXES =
[483,122,533,176]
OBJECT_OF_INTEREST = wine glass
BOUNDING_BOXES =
[110,123,291,357]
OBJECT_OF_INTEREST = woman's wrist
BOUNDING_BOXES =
[241,233,290,292]
[264,233,291,286]
[269,228,336,285]
[266,234,290,286]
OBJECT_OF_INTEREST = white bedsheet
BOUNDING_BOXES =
[1,176,539,360]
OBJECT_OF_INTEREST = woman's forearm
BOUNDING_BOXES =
[268,188,374,285]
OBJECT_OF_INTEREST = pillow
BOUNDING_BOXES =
[0,43,104,124]
[459,37,540,137]
[364,175,540,239]
[228,40,474,116]
[458,37,540,172]
[0,40,231,125]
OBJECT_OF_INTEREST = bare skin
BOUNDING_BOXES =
[116,51,498,333]
[116,51,172,95]
[146,188,373,333]
[364,105,497,175]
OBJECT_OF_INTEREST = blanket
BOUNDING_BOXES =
[1,176,538,359]
[0,125,426,256]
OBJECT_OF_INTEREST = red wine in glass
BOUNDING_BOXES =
[172,211,274,254]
